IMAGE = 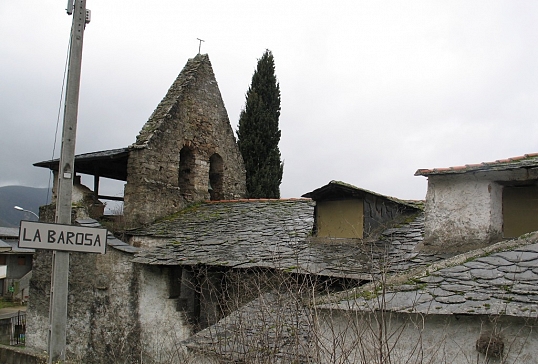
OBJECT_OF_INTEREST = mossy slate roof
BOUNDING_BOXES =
[327,232,538,318]
[303,180,423,210]
[132,54,210,148]
[131,199,444,279]
[183,291,313,363]
[76,218,140,254]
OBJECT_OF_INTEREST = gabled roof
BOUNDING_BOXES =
[0,226,33,252]
[0,227,19,239]
[0,229,34,252]
[132,53,211,149]
[302,180,423,210]
[131,200,445,279]
[415,153,538,177]
[34,148,129,181]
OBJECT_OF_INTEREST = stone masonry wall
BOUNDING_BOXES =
[26,246,140,362]
[423,173,504,253]
[137,265,192,362]
[363,194,415,237]
[123,54,246,228]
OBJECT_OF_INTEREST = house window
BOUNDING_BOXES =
[503,185,538,238]
[209,153,224,201]
[316,199,364,238]
[178,146,195,197]
[0,256,6,265]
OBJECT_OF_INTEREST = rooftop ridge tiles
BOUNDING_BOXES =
[415,152,538,176]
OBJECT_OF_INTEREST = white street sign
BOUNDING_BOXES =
[19,220,107,254]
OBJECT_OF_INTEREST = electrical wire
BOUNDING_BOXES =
[46,28,72,207]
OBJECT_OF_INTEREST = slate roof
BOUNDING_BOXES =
[184,292,313,363]
[0,240,12,252]
[132,54,210,149]
[5,240,34,253]
[34,148,129,181]
[415,152,538,176]
[324,232,538,318]
[0,228,34,252]
[303,180,423,210]
[76,218,140,254]
[131,200,446,280]
[0,227,19,239]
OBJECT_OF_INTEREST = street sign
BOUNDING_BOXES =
[19,220,107,254]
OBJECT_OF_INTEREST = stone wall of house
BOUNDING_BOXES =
[422,168,538,252]
[6,254,32,280]
[363,194,415,237]
[47,174,105,219]
[422,172,504,252]
[129,235,167,249]
[137,265,191,362]
[318,310,538,363]
[123,54,246,228]
[25,211,197,363]
[26,247,140,363]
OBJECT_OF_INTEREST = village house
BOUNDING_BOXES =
[315,155,538,363]
[0,227,33,302]
[24,53,538,363]
[415,154,538,253]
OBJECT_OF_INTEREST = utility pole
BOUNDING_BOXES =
[48,0,90,362]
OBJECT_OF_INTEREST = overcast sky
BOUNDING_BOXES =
[2,1,537,203]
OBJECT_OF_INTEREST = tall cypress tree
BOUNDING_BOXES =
[237,50,283,198]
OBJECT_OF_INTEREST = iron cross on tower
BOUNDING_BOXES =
[197,38,205,54]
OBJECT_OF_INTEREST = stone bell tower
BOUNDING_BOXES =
[123,54,246,227]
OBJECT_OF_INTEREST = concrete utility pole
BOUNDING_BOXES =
[48,0,89,362]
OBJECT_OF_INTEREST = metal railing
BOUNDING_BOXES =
[0,311,26,346]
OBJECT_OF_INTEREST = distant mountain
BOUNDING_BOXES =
[0,186,51,227]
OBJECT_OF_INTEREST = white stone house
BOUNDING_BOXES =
[317,232,538,364]
[415,153,538,253]
[314,154,538,364]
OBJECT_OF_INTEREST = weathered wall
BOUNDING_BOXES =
[422,168,538,252]
[123,54,246,228]
[48,174,105,218]
[6,254,32,280]
[138,265,191,362]
[423,172,503,252]
[129,235,167,249]
[363,194,414,236]
[0,345,47,364]
[26,247,140,363]
[318,310,538,364]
